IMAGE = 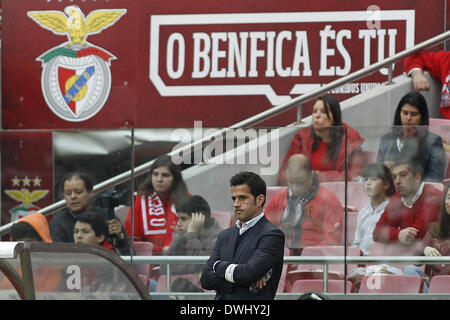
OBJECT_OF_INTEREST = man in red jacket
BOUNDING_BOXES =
[404,51,450,119]
[266,154,344,254]
[373,159,442,244]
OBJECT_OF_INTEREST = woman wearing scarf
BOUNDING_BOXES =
[125,154,189,255]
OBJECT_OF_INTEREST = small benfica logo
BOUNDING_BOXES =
[27,6,126,122]
[5,176,49,221]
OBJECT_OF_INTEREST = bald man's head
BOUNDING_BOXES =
[286,154,314,197]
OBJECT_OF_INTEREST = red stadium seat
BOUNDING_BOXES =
[428,118,450,179]
[114,205,129,225]
[266,186,285,206]
[320,181,369,212]
[156,273,203,292]
[210,211,233,229]
[277,248,291,293]
[358,274,423,293]
[290,279,353,293]
[297,245,363,276]
[428,275,450,293]
[428,118,450,141]
[368,241,424,271]
[132,241,154,283]
[364,150,378,164]
[138,274,149,289]
[285,246,362,291]
[341,211,359,246]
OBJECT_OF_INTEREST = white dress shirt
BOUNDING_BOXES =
[222,212,265,283]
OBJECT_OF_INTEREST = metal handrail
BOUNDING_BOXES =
[1,30,450,236]
[121,255,450,297]
[121,255,450,265]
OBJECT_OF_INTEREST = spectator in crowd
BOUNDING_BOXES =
[49,172,129,255]
[278,95,366,185]
[125,154,189,255]
[403,50,450,118]
[376,91,445,182]
[11,212,52,243]
[74,211,119,251]
[352,163,396,255]
[161,195,223,275]
[201,171,285,300]
[373,158,442,244]
[8,212,63,293]
[74,212,129,292]
[267,154,344,254]
[158,195,224,295]
[403,182,450,292]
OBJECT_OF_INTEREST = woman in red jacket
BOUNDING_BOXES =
[278,95,366,185]
[125,154,189,255]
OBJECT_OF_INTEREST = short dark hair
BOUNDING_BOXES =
[230,171,266,206]
[176,195,211,219]
[361,163,396,197]
[392,157,424,177]
[61,172,95,193]
[11,222,43,242]
[75,211,108,238]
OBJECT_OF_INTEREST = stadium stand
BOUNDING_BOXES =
[210,211,233,229]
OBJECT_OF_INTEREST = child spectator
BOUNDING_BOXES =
[11,212,52,243]
[352,163,395,255]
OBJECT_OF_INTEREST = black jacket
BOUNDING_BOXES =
[200,216,285,300]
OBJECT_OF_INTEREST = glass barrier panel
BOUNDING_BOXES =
[30,251,142,300]
[0,257,22,300]
[2,123,450,298]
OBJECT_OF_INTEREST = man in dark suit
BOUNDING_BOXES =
[200,171,285,300]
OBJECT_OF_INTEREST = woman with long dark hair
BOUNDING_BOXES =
[278,95,366,185]
[125,154,189,255]
[377,91,445,182]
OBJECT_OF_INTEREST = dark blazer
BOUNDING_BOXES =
[200,215,285,300]
[376,131,445,182]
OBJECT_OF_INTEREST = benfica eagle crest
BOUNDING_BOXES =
[27,6,126,122]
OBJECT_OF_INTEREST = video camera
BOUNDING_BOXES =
[97,187,130,220]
